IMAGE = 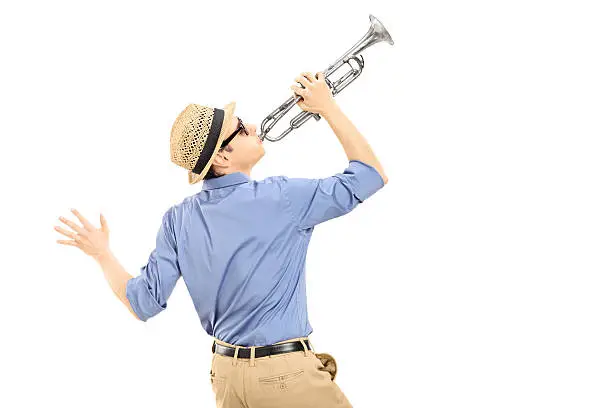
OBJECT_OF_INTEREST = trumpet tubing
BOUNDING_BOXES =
[259,14,394,142]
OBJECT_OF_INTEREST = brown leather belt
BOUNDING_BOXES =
[212,339,312,359]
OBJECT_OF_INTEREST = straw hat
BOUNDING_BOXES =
[170,101,236,184]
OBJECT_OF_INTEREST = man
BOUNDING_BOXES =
[55,71,388,408]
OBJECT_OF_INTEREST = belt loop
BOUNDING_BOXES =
[232,345,239,366]
[250,346,256,367]
[299,339,308,357]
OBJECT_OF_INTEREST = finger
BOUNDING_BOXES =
[59,216,87,235]
[315,71,326,81]
[56,239,78,247]
[54,225,77,239]
[71,208,95,231]
[100,213,108,233]
[300,72,315,83]
[290,85,306,97]
[294,76,310,88]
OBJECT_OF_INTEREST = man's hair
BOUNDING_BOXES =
[203,144,234,180]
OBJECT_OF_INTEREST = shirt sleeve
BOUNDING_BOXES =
[279,159,385,231]
[126,207,182,321]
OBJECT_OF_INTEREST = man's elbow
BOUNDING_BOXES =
[130,308,142,321]
[378,171,388,185]
[375,166,388,185]
[125,299,143,321]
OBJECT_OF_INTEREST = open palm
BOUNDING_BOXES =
[55,208,110,259]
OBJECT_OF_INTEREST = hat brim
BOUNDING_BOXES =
[188,101,236,185]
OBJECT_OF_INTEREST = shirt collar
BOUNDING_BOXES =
[201,171,252,190]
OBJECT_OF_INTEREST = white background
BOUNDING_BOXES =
[1,0,611,407]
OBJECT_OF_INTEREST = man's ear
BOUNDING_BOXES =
[212,150,229,170]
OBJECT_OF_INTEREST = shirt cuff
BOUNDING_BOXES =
[126,276,165,322]
[344,160,385,202]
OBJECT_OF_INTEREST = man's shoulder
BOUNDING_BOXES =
[255,174,322,192]
[165,195,196,222]
[257,174,288,182]
[253,174,290,187]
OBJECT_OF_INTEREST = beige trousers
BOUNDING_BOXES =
[209,336,353,408]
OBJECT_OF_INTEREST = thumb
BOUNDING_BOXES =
[316,71,325,81]
[100,213,109,232]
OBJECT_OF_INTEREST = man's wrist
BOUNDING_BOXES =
[321,101,340,121]
[94,249,114,264]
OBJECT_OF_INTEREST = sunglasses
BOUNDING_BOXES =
[220,117,249,149]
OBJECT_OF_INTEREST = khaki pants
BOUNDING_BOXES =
[209,336,353,408]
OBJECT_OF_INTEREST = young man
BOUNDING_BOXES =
[55,71,388,408]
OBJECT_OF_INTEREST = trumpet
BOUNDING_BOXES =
[259,14,394,142]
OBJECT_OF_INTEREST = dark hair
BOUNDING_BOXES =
[203,144,234,180]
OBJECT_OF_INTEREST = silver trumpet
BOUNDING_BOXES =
[259,14,394,142]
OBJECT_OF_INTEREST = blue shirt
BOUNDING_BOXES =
[126,160,385,346]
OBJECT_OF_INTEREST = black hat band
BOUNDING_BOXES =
[192,108,225,175]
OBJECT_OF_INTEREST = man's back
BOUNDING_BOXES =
[125,160,385,346]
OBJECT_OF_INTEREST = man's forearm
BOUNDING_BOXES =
[321,101,388,184]
[95,251,141,320]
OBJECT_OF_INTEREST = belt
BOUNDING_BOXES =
[212,339,312,359]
